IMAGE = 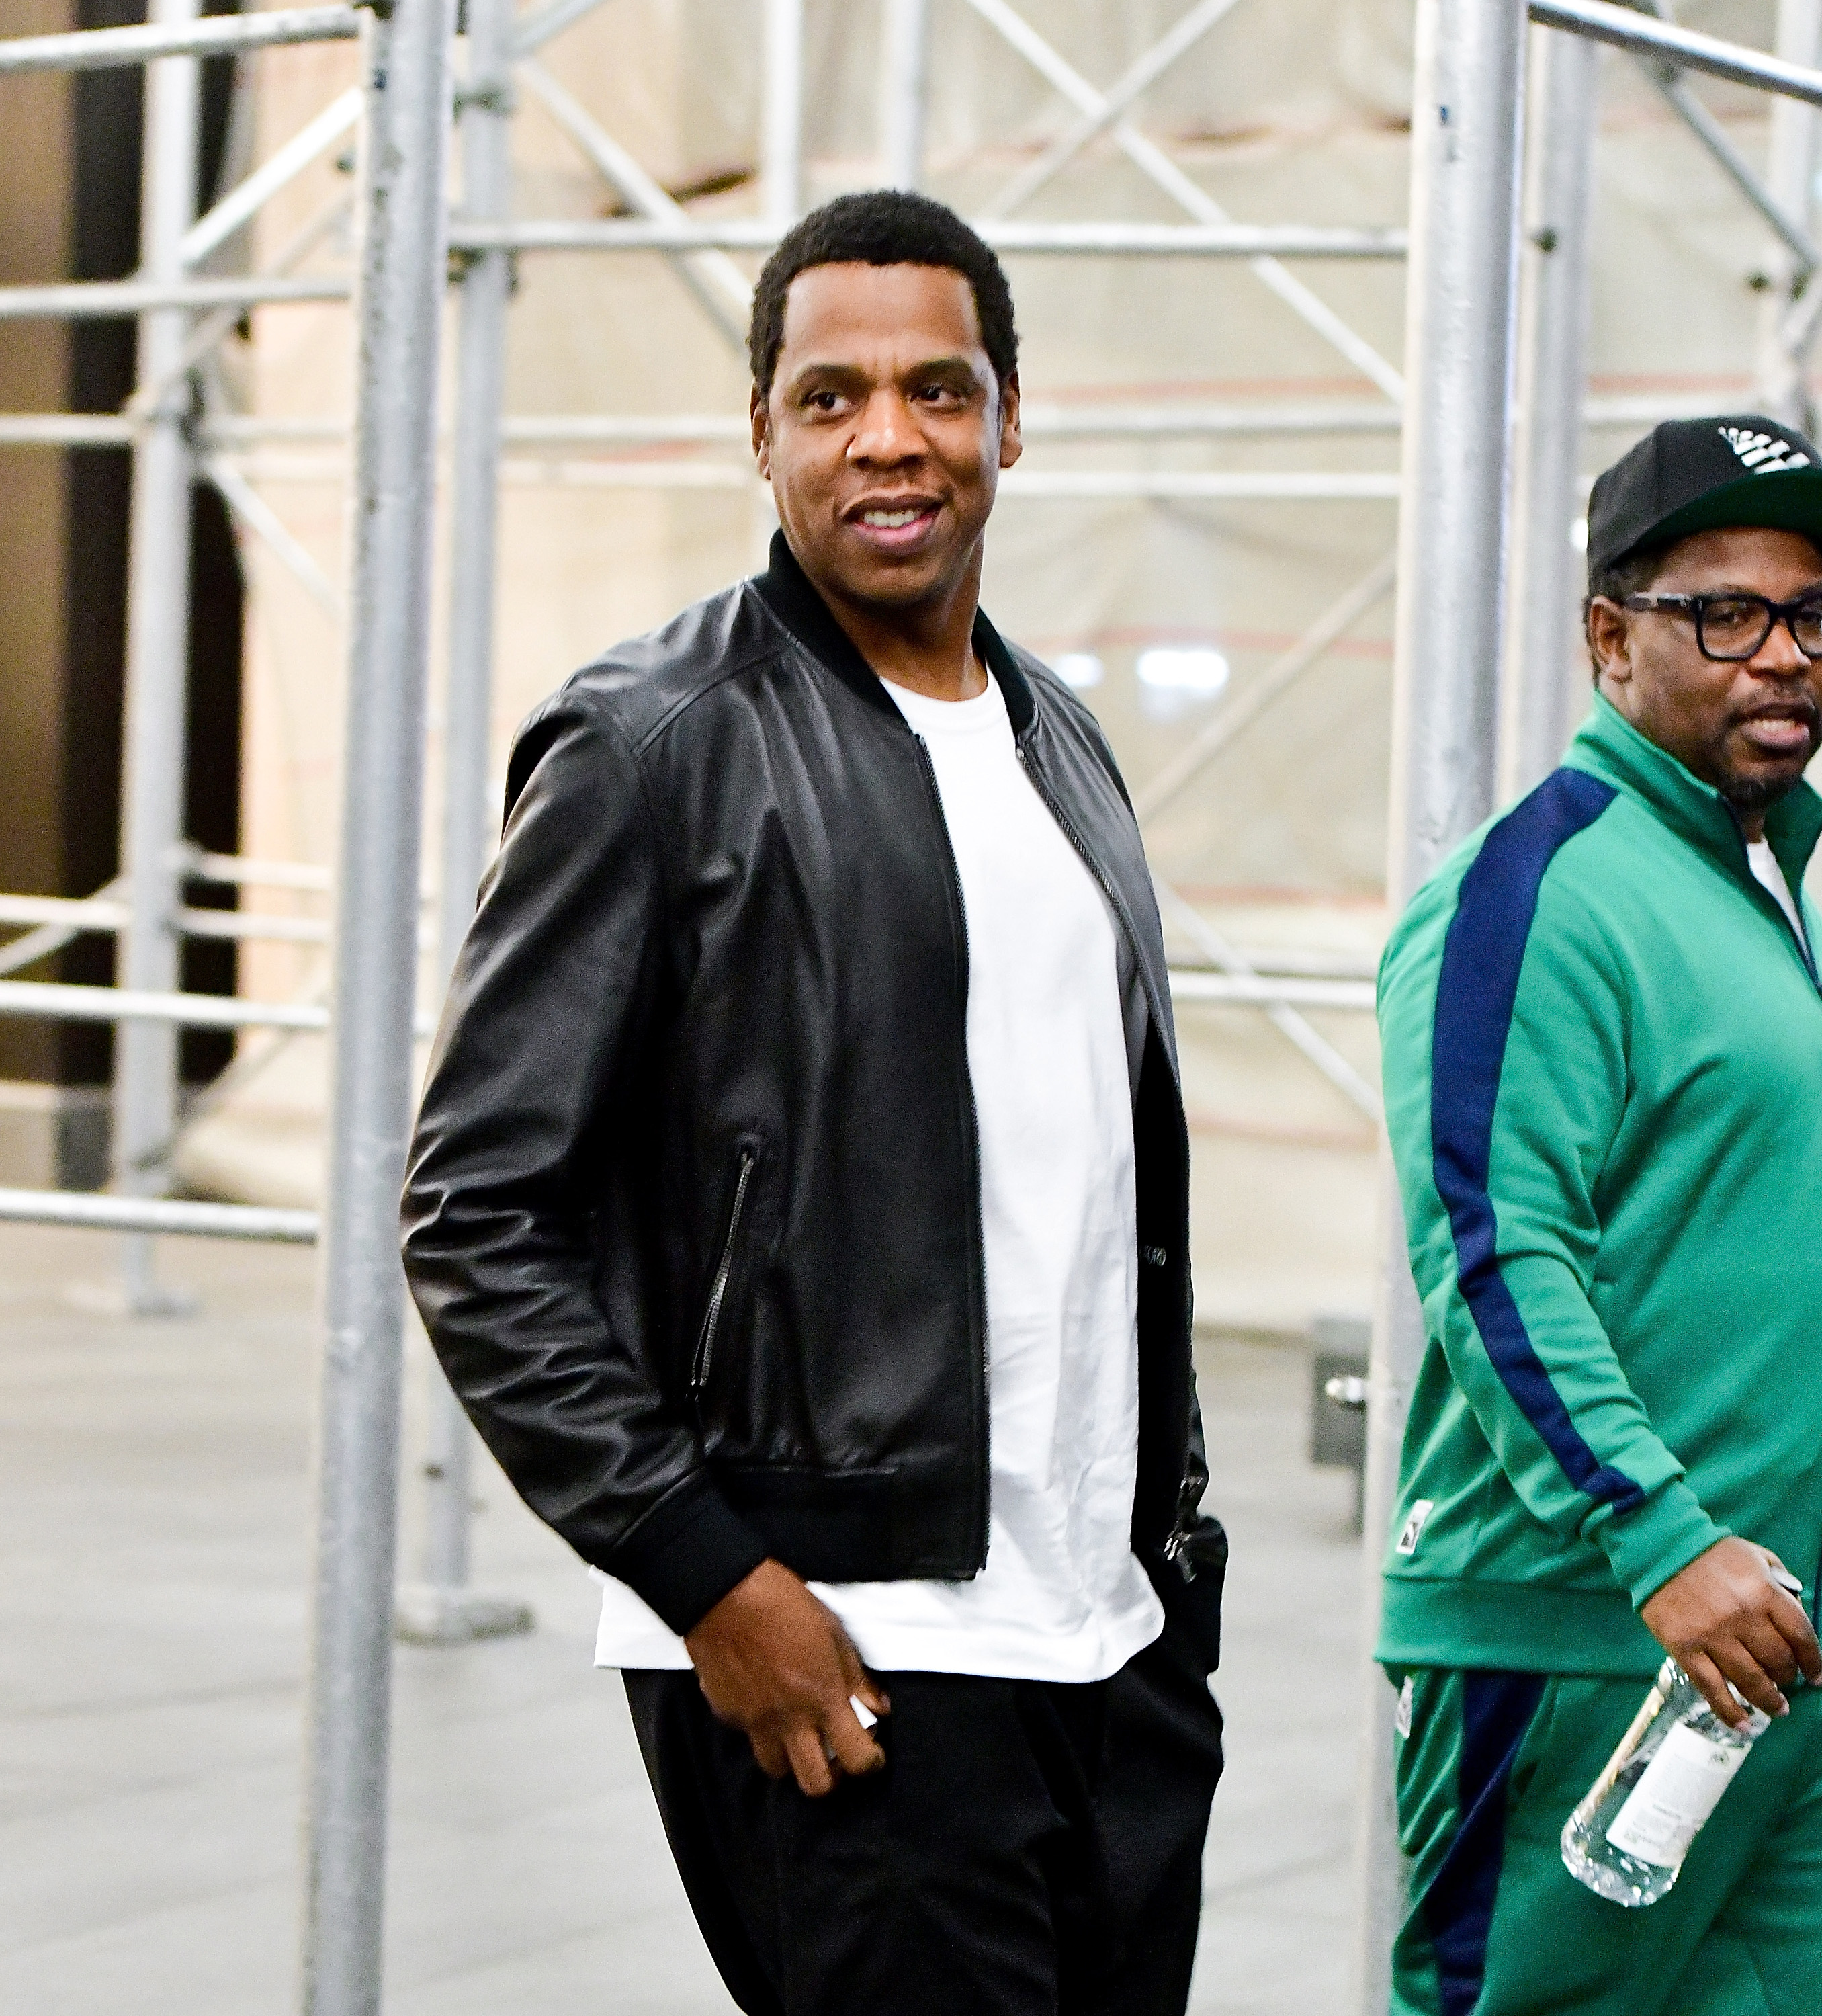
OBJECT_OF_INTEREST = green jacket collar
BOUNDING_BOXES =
[1563,690,1822,894]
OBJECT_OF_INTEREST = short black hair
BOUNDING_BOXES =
[748,190,1019,405]
[1582,538,1674,678]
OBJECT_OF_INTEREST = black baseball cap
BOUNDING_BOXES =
[1586,413,1822,579]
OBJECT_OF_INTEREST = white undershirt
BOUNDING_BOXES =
[591,669,1163,1681]
[1747,839,1811,952]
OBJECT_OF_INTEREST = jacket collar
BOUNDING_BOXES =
[752,530,1037,735]
[1564,689,1822,892]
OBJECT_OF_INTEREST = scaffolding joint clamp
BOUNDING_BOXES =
[455,82,514,116]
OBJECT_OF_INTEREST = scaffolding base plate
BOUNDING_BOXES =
[64,1279,200,1320]
[394,1583,536,1646]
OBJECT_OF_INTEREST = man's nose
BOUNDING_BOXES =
[848,392,921,464]
[1755,616,1812,675]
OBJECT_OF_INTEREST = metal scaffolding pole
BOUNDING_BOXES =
[298,0,454,2007]
[1532,0,1822,104]
[1352,4,1528,2011]
[762,0,804,226]
[1501,19,1600,802]
[0,275,349,317]
[1758,0,1822,427]
[0,3,357,74]
[879,0,929,189]
[449,216,1407,257]
[396,0,534,1650]
[112,0,202,1316]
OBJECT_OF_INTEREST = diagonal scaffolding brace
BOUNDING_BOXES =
[979,0,1250,220]
[960,0,1405,401]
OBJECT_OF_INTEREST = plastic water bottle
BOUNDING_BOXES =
[1561,1568,1803,1907]
[1560,1660,1768,1906]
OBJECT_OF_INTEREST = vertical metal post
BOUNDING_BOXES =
[396,0,533,1650]
[113,0,202,1315]
[1352,4,1527,2011]
[1757,0,1822,428]
[879,0,929,190]
[298,0,454,2009]
[762,0,804,226]
[1501,24,1600,802]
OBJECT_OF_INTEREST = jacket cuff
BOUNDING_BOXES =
[1599,1477,1731,1611]
[609,1471,773,1638]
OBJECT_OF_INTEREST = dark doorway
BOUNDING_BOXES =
[60,0,245,1089]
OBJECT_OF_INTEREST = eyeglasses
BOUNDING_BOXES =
[1618,591,1822,663]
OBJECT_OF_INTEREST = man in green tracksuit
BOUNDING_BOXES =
[1377,414,1822,2016]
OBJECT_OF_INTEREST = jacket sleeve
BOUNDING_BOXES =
[1379,856,1728,1611]
[399,689,769,1636]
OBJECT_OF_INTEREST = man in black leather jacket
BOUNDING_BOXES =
[402,190,1224,2016]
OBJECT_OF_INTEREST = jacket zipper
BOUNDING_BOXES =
[1725,812,1821,991]
[691,1145,757,1403]
[1016,739,1199,1540]
[911,732,993,1567]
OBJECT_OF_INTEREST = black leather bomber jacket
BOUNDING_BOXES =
[400,534,1208,1638]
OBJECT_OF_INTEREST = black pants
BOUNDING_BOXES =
[623,1622,1224,2016]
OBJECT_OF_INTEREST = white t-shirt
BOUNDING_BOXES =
[1747,839,1810,953]
[591,668,1164,1682]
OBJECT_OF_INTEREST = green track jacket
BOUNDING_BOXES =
[1377,692,1822,1677]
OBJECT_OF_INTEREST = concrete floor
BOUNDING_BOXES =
[0,1225,1367,2014]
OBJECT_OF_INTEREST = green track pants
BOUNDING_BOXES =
[1388,1667,1822,2015]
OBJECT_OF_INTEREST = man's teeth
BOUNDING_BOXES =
[861,507,924,528]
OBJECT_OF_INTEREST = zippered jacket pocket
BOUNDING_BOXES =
[691,1141,760,1406]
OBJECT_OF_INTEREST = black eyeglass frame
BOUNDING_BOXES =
[1617,591,1822,664]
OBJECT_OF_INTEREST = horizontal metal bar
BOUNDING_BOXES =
[1217,947,1379,981]
[0,277,351,321]
[188,851,333,892]
[0,1187,318,1243]
[999,470,1401,501]
[0,413,139,446]
[0,978,329,1032]
[1530,0,1822,106]
[501,414,746,444]
[1167,968,1375,1011]
[0,5,359,75]
[499,464,1403,500]
[175,907,331,945]
[0,396,1735,456]
[449,218,1407,259]
[496,458,755,490]
[1582,390,1758,425]
[231,450,1404,500]
[1020,401,1405,439]
[0,893,130,931]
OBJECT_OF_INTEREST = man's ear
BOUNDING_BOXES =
[1586,597,1634,690]
[998,368,1023,472]
[750,384,771,480]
